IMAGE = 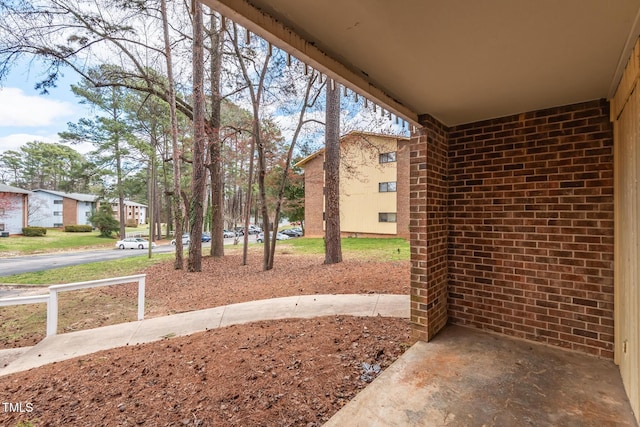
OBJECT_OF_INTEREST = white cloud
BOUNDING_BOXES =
[0,87,75,127]
[0,133,93,155]
[0,133,58,151]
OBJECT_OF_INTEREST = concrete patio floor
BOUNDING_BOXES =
[326,325,637,427]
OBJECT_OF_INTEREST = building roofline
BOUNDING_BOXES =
[0,183,31,195]
[295,131,409,168]
[108,198,148,208]
[32,189,99,202]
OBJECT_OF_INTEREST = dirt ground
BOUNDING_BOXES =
[0,252,412,426]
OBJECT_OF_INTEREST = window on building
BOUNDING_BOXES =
[85,211,91,217]
[53,211,62,216]
[378,212,397,223]
[379,152,397,163]
[0,208,4,216]
[53,200,63,205]
[0,224,4,231]
[379,181,397,192]
[54,223,63,227]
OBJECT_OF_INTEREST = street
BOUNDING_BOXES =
[0,237,253,278]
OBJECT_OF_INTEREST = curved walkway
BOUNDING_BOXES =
[0,294,409,377]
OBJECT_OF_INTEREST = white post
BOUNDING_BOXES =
[47,289,58,336]
[137,276,145,321]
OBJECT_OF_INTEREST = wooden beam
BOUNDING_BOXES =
[202,0,420,127]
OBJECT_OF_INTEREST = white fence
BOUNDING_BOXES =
[0,274,146,337]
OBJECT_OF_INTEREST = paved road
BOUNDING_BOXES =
[0,245,172,278]
[0,236,257,278]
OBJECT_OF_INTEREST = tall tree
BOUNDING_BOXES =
[187,0,206,272]
[281,164,305,229]
[160,0,184,269]
[60,76,136,239]
[266,71,319,269]
[0,142,97,192]
[324,79,342,264]
[231,23,272,270]
[207,12,225,258]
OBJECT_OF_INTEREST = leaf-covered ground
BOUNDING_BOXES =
[0,253,412,426]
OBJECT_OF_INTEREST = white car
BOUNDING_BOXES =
[256,232,290,243]
[116,238,156,249]
[171,233,190,246]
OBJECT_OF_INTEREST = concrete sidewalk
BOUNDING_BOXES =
[0,293,408,377]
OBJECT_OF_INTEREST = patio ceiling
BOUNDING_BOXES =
[203,0,640,127]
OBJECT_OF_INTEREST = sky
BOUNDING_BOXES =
[0,57,407,159]
[0,59,93,155]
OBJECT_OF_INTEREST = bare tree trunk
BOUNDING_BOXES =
[256,120,270,271]
[188,0,206,272]
[161,0,183,269]
[209,13,224,258]
[148,152,155,259]
[324,79,342,264]
[242,137,255,265]
[154,178,161,239]
[267,72,318,269]
[231,23,272,269]
[116,143,126,239]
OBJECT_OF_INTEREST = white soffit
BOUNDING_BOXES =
[205,0,640,126]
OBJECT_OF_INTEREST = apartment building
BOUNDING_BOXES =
[30,189,98,228]
[0,183,30,235]
[296,132,409,239]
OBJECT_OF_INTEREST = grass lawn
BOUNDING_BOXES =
[281,237,410,261]
[1,254,173,285]
[1,237,409,285]
[0,229,116,255]
[0,225,163,256]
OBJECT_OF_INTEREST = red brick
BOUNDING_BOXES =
[443,99,614,358]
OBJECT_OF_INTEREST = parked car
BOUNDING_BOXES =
[256,232,290,243]
[280,229,302,238]
[116,237,156,250]
[171,233,190,246]
[201,232,211,242]
[223,229,235,238]
[248,225,262,234]
[234,225,262,236]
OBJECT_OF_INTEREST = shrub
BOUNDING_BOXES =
[90,205,120,237]
[125,219,139,227]
[22,226,47,237]
[64,224,93,232]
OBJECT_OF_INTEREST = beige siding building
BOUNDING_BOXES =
[297,132,409,239]
[110,200,148,226]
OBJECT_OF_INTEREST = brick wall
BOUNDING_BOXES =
[303,154,325,237]
[396,140,411,239]
[447,99,614,357]
[410,115,449,341]
[62,197,77,227]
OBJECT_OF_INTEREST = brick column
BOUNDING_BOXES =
[410,114,449,341]
[62,197,77,227]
